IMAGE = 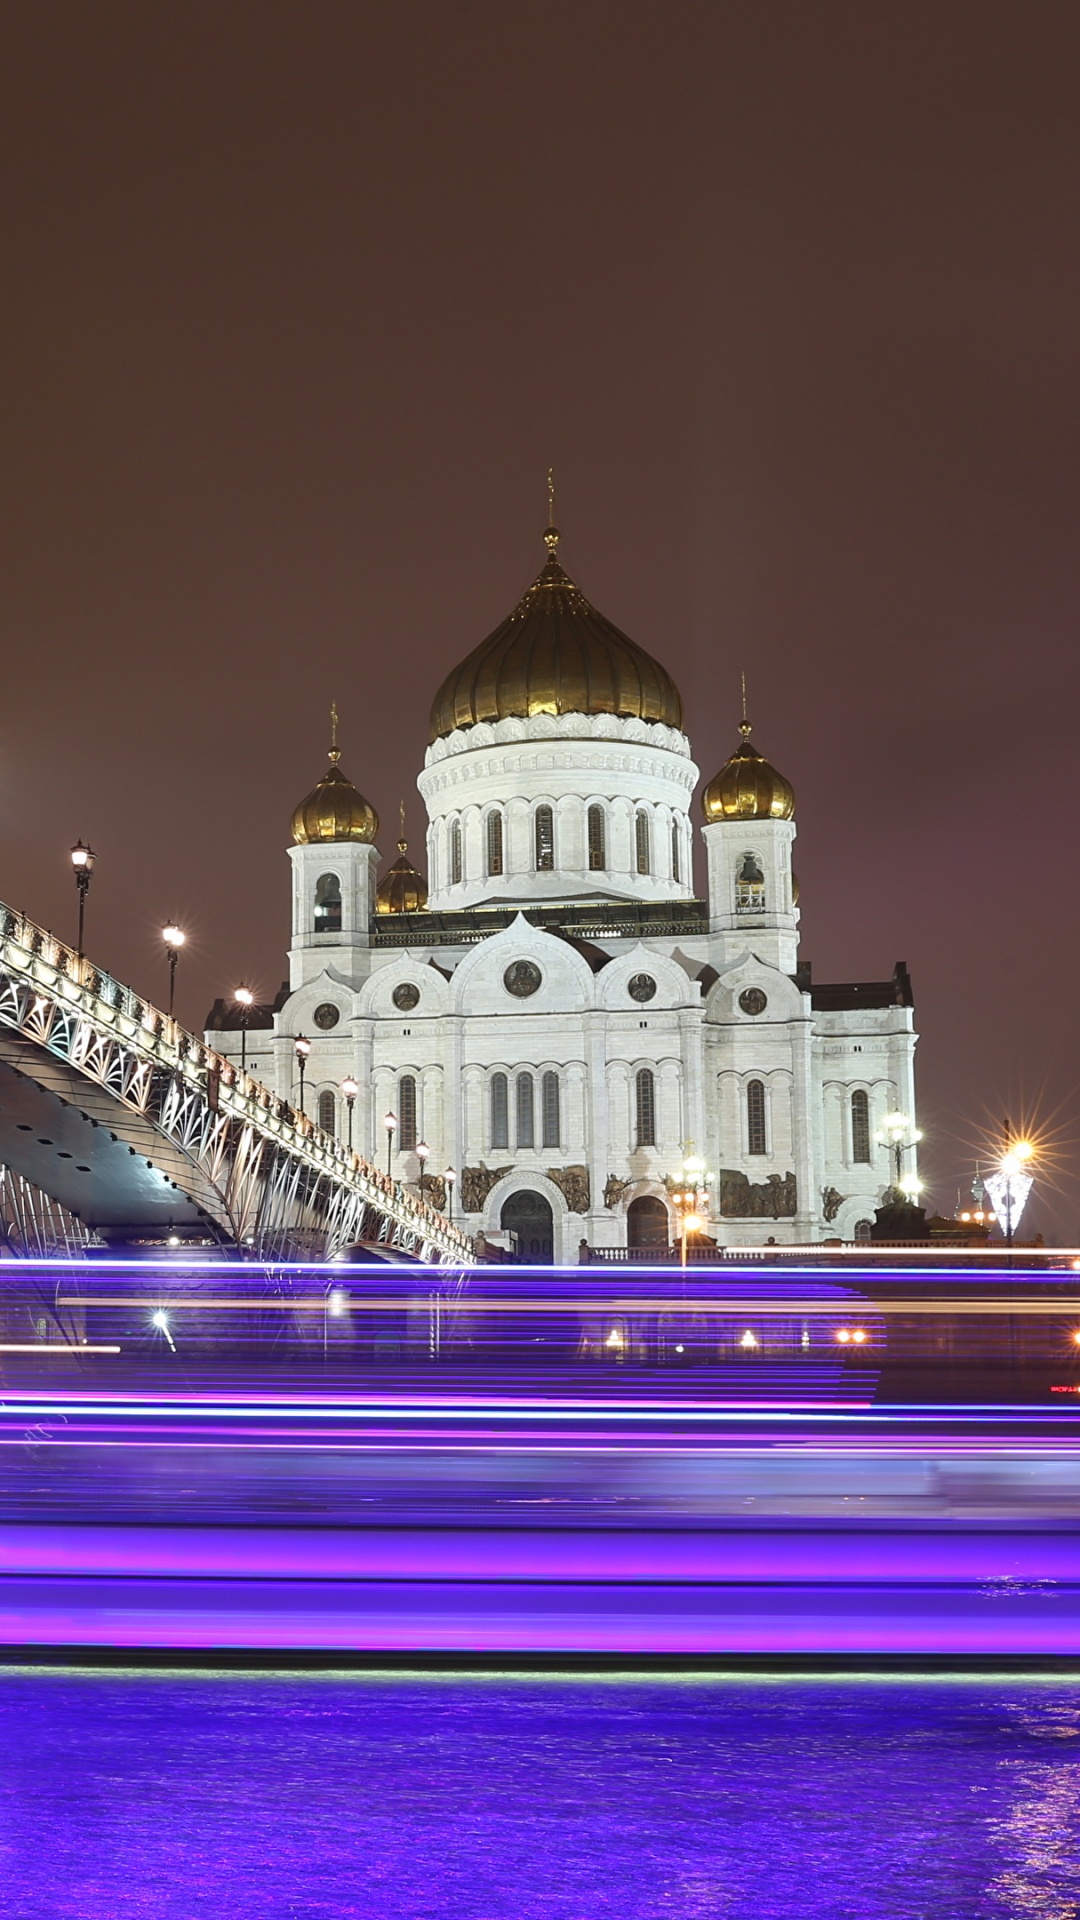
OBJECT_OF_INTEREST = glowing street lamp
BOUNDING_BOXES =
[294,1033,311,1114]
[383,1109,397,1179]
[162,921,185,1016]
[445,1165,456,1225]
[671,1151,714,1269]
[340,1075,358,1153]
[70,841,95,958]
[416,1138,430,1202]
[233,984,254,1072]
[986,1139,1035,1252]
[875,1110,923,1198]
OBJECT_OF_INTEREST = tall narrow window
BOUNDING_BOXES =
[317,1090,336,1136]
[635,1068,656,1148]
[541,1071,560,1148]
[486,810,504,876]
[747,1079,767,1155]
[851,1090,871,1164]
[449,820,463,886]
[735,851,765,914]
[534,805,554,871]
[398,1074,417,1151]
[490,1072,509,1150]
[587,805,606,870]
[314,874,342,933]
[635,809,651,876]
[671,820,681,884]
[516,1071,535,1148]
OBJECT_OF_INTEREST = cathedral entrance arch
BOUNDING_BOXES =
[500,1190,554,1265]
[627,1194,670,1252]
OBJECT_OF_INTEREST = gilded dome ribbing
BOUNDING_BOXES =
[290,754,379,846]
[702,724,795,823]
[376,840,428,915]
[429,531,683,740]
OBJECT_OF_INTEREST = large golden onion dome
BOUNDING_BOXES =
[291,713,379,845]
[376,828,428,915]
[702,722,795,823]
[429,526,683,740]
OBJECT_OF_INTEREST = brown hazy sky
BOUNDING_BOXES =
[1,1,1078,1235]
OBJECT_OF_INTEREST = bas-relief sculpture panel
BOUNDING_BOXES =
[719,1169,797,1219]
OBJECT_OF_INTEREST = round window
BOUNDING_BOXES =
[628,973,657,1003]
[392,982,421,1012]
[313,1002,340,1030]
[738,987,768,1017]
[503,960,542,998]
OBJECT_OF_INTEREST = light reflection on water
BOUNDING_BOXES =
[0,1671,1079,1919]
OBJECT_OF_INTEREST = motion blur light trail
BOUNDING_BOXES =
[1,1257,1080,1654]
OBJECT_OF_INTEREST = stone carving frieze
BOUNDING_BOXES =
[549,1165,591,1214]
[460,1165,512,1215]
[603,1175,631,1210]
[821,1186,844,1224]
[720,1169,797,1219]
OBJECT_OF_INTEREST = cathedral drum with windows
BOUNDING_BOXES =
[207,519,917,1260]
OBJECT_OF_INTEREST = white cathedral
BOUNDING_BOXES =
[207,518,918,1262]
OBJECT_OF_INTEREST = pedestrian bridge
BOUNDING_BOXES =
[0,902,472,1264]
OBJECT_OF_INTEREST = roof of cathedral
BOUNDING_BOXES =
[376,839,429,915]
[701,722,795,823]
[428,527,684,740]
[291,756,379,846]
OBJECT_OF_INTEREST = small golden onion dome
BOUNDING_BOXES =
[428,530,683,740]
[376,839,428,915]
[290,753,379,846]
[702,723,795,823]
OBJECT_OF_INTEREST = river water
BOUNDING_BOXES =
[1,1670,1078,1918]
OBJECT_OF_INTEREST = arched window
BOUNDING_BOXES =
[314,874,342,933]
[735,852,765,914]
[635,1068,656,1148]
[449,820,463,887]
[541,1071,560,1148]
[635,809,651,876]
[486,810,504,876]
[671,819,681,885]
[398,1074,417,1151]
[851,1090,871,1164]
[587,805,606,870]
[317,1090,336,1136]
[516,1071,535,1148]
[747,1079,767,1155]
[534,805,554,871]
[854,1218,873,1242]
[490,1072,509,1151]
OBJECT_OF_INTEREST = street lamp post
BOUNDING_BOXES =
[340,1076,358,1153]
[445,1165,456,1225]
[875,1110,923,1202]
[233,984,254,1072]
[416,1138,429,1203]
[70,842,95,958]
[294,1034,311,1115]
[162,921,185,1016]
[383,1109,397,1179]
[671,1153,713,1271]
[987,1138,1034,1261]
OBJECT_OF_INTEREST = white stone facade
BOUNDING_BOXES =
[209,709,918,1261]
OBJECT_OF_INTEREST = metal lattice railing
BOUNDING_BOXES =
[0,903,474,1264]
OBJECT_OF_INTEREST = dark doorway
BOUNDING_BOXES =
[627,1194,670,1252]
[501,1189,555,1264]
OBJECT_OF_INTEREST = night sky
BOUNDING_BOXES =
[1,2,1078,1234]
